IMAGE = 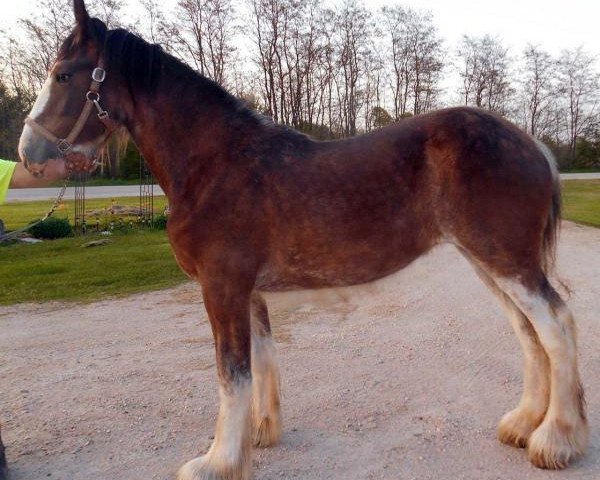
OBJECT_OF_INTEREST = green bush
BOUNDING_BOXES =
[153,214,168,230]
[28,217,73,239]
[119,141,143,180]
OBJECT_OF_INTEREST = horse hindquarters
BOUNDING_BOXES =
[446,129,588,468]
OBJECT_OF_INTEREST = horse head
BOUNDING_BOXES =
[18,0,122,176]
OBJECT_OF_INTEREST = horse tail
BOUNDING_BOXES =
[535,139,561,274]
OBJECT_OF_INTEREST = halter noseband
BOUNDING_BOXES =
[25,62,116,158]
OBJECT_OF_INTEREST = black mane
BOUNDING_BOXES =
[60,18,259,121]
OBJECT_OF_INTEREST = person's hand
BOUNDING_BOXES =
[10,159,67,188]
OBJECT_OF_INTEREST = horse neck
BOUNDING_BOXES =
[124,74,261,200]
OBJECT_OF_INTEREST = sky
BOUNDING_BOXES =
[1,0,599,105]
[1,0,599,58]
[363,0,600,57]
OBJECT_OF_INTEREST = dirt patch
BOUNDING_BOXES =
[1,221,599,479]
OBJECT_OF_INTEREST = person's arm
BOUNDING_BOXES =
[0,160,17,204]
[0,159,67,204]
[9,160,67,188]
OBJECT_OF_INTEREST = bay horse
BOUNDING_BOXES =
[16,1,588,477]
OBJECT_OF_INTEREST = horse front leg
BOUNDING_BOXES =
[250,293,281,447]
[177,281,253,480]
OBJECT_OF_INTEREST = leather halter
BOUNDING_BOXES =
[25,62,116,157]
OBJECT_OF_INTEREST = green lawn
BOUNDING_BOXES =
[0,180,598,305]
[0,230,187,305]
[0,195,185,305]
[561,180,600,228]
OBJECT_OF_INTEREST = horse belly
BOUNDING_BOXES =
[256,224,436,291]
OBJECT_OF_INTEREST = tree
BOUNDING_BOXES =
[334,0,373,136]
[249,0,287,122]
[16,0,73,91]
[457,35,513,115]
[88,0,125,28]
[381,5,443,118]
[173,0,236,85]
[135,0,174,50]
[556,47,599,160]
[519,45,555,137]
[0,80,30,160]
[369,105,392,129]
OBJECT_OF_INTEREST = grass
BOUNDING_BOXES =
[1,196,168,230]
[0,230,187,305]
[0,180,598,305]
[561,180,600,228]
[0,195,184,305]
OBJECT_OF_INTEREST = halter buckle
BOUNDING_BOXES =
[56,139,73,153]
[92,67,106,83]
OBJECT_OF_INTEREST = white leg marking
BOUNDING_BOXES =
[252,332,281,447]
[463,257,550,447]
[495,278,588,469]
[177,379,252,480]
[496,294,550,446]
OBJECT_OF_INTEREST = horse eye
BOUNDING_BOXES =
[56,73,72,83]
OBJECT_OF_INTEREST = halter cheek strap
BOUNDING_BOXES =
[25,63,116,155]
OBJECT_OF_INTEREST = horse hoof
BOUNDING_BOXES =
[253,415,281,448]
[527,417,589,469]
[497,407,544,448]
[176,454,251,480]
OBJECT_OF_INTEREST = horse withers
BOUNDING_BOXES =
[15,0,588,478]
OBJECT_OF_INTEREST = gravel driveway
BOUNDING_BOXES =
[0,221,598,479]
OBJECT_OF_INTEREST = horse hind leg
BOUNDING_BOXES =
[250,293,282,448]
[494,275,588,469]
[463,255,550,448]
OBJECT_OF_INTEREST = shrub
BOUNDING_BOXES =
[152,214,168,230]
[28,217,73,239]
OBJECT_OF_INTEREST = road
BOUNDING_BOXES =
[5,173,598,202]
[5,185,165,202]
[560,172,600,180]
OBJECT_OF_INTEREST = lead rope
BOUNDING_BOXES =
[0,178,70,242]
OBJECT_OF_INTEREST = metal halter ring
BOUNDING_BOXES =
[86,91,100,102]
[92,67,106,82]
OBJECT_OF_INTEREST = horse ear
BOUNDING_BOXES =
[73,0,91,39]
